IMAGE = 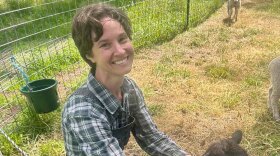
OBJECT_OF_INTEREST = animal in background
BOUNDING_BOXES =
[268,56,280,121]
[203,130,248,156]
[227,0,241,22]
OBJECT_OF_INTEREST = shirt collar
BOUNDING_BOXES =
[87,73,130,115]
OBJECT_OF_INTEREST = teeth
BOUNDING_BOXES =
[114,58,127,65]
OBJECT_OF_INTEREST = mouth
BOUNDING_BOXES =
[113,57,128,65]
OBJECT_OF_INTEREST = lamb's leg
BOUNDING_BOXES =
[269,62,280,121]
[268,86,273,110]
[270,92,280,121]
[228,1,233,19]
[234,7,239,22]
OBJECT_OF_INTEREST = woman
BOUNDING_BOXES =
[62,3,190,156]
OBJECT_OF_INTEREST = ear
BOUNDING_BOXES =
[231,130,243,144]
[86,54,95,63]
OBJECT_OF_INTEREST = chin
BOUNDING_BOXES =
[120,66,132,75]
[123,68,132,75]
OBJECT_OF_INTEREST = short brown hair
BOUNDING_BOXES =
[72,3,132,68]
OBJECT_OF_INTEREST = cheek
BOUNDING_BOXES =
[125,43,134,54]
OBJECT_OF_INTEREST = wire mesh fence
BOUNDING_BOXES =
[0,0,224,155]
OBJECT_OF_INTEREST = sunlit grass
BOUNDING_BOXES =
[128,1,280,155]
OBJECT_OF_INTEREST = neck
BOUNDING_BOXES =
[94,71,124,101]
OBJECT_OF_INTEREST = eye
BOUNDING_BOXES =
[119,34,129,43]
[119,37,127,43]
[100,43,110,48]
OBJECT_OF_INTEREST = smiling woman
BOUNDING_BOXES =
[62,3,190,156]
[88,17,134,83]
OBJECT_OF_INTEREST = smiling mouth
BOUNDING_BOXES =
[113,57,128,65]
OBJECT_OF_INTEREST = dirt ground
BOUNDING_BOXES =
[125,0,280,155]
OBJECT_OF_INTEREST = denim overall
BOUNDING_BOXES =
[73,85,135,150]
[111,115,135,149]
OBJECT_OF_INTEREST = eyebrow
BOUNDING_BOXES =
[119,32,128,38]
[96,32,128,44]
[96,39,109,45]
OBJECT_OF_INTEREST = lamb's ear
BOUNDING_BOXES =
[231,130,243,144]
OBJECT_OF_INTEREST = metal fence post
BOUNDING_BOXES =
[185,0,191,31]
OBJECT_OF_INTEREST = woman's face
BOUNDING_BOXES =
[88,17,134,78]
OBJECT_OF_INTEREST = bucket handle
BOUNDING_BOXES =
[10,56,33,91]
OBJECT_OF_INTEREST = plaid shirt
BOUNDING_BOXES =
[62,73,188,156]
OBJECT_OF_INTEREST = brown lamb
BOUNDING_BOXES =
[203,130,248,156]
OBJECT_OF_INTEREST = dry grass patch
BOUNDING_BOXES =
[127,0,280,155]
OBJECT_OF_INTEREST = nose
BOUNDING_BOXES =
[113,42,125,55]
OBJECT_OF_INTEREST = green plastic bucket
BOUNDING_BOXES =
[20,79,59,114]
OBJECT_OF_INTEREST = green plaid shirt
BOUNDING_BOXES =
[62,73,187,156]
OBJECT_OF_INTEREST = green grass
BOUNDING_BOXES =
[0,94,5,106]
[205,64,235,79]
[0,0,143,52]
[130,0,224,49]
[189,0,225,28]
[1,0,224,52]
[248,113,280,156]
[147,103,165,116]
[218,28,231,42]
[220,91,241,109]
[129,0,187,48]
[153,63,190,79]
[244,75,264,87]
[153,52,190,80]
[141,84,156,98]
[0,132,27,156]
[39,140,65,156]
[254,0,280,15]
[189,31,210,48]
[0,1,76,51]
[24,39,81,80]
